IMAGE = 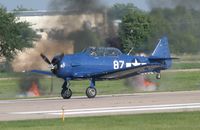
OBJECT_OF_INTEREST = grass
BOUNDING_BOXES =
[0,72,26,78]
[175,54,200,61]
[0,77,132,99]
[1,70,200,99]
[171,54,200,69]
[0,79,19,98]
[149,71,200,91]
[1,111,200,130]
[172,62,200,69]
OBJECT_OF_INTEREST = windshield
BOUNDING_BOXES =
[82,47,122,57]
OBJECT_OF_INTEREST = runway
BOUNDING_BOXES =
[1,91,200,121]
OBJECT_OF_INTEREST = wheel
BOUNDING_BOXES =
[156,73,161,79]
[61,88,72,99]
[86,87,97,98]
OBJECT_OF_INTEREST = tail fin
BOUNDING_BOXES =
[152,37,170,58]
[150,37,172,69]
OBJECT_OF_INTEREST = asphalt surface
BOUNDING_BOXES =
[1,91,200,121]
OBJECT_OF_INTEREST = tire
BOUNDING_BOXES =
[86,87,97,98]
[156,73,161,79]
[61,88,72,99]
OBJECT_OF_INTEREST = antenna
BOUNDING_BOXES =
[127,47,134,55]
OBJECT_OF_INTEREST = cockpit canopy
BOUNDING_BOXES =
[82,47,122,57]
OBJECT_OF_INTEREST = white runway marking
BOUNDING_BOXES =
[10,103,200,116]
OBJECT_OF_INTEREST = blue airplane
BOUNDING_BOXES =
[32,37,174,99]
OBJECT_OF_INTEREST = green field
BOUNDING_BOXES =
[1,111,200,130]
[172,62,200,69]
[167,54,200,69]
[1,70,200,99]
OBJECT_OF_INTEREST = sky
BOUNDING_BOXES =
[0,0,149,11]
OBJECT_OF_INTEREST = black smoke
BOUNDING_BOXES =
[47,0,107,52]
[18,75,42,95]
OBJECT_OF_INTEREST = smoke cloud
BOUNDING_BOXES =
[12,40,73,71]
[47,0,106,52]
[12,0,107,71]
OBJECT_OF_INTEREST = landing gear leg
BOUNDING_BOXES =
[86,78,97,98]
[61,80,72,99]
[156,73,161,79]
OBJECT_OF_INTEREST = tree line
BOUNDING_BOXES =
[108,4,200,54]
[1,3,200,63]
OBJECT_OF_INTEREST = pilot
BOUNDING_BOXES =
[90,48,97,56]
[111,51,116,56]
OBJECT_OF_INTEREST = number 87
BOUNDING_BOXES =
[113,60,124,69]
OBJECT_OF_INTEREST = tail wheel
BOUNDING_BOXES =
[156,73,161,79]
[86,87,97,98]
[61,88,72,99]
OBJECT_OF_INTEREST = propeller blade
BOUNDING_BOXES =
[40,53,51,65]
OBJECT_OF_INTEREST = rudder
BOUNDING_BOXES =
[152,37,170,58]
[151,37,172,69]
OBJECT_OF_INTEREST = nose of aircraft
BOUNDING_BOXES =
[51,53,64,74]
[40,53,64,75]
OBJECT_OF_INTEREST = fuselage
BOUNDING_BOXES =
[55,47,165,80]
[51,48,169,79]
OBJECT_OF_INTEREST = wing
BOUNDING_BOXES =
[92,64,163,80]
[31,70,54,76]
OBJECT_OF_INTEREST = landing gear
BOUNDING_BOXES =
[86,87,97,98]
[86,78,97,98]
[60,78,97,99]
[156,73,161,79]
[61,81,72,99]
[61,88,72,99]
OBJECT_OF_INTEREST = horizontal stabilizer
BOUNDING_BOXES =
[149,57,179,61]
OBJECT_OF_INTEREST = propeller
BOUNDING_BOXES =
[40,53,64,74]
[40,53,51,65]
